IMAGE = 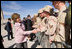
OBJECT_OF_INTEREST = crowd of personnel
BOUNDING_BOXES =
[1,1,71,48]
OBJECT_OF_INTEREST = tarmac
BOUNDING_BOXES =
[1,22,42,48]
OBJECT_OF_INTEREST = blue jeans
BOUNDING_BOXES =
[35,32,42,43]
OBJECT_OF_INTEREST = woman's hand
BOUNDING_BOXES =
[32,29,38,33]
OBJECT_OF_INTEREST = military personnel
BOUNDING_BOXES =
[32,14,41,29]
[65,1,71,45]
[32,13,42,45]
[32,8,50,48]
[34,5,58,48]
[45,16,57,48]
[38,8,50,48]
[32,8,46,46]
[42,5,58,48]
[52,1,67,48]
[36,8,49,47]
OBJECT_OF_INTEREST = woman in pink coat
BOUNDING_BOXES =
[11,13,37,48]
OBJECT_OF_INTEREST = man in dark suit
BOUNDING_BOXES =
[7,18,14,40]
[26,15,36,41]
[26,15,33,31]
[22,17,27,31]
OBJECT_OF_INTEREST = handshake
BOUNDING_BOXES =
[32,29,39,34]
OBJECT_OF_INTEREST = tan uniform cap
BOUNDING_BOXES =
[43,5,53,13]
[38,8,44,13]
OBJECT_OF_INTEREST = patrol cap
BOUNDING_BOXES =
[43,5,54,14]
[11,13,20,21]
[38,8,44,14]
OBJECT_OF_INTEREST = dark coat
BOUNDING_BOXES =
[6,21,12,32]
[22,20,27,30]
[26,19,33,31]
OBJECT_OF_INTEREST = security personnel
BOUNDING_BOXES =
[52,1,67,48]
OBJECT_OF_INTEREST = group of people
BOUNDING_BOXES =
[32,1,71,48]
[1,1,71,48]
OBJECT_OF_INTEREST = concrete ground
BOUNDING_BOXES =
[1,23,42,48]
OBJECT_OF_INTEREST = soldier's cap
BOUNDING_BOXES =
[11,13,20,20]
[38,8,44,14]
[43,5,54,14]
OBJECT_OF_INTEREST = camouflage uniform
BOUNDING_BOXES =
[40,17,51,48]
[38,5,57,48]
[33,17,42,44]
[54,5,67,48]
[34,17,49,48]
[39,15,58,48]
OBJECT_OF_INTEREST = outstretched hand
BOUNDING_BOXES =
[32,29,38,34]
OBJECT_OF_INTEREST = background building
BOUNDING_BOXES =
[1,9,4,24]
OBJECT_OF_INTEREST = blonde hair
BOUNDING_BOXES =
[32,15,38,24]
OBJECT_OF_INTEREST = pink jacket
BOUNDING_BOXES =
[14,23,32,43]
